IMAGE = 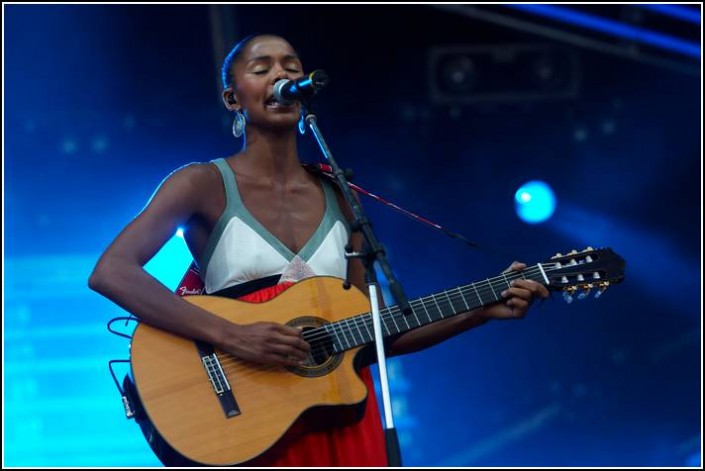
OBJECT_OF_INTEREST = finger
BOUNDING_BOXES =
[271,323,305,337]
[274,336,312,360]
[509,279,549,298]
[505,297,528,318]
[281,332,312,354]
[268,325,309,345]
[265,351,302,367]
[501,285,532,301]
[503,261,527,273]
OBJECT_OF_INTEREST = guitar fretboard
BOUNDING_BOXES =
[305,264,550,353]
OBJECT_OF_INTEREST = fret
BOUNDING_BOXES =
[398,306,412,331]
[323,323,344,353]
[387,307,401,334]
[445,288,466,314]
[501,272,511,291]
[409,302,423,327]
[361,315,373,340]
[354,317,366,343]
[381,309,393,336]
[418,298,433,323]
[442,290,456,315]
[456,286,470,311]
[471,282,483,306]
[430,293,445,319]
[347,317,363,345]
[341,322,354,349]
[487,279,500,301]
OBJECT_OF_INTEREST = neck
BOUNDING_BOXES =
[238,127,303,180]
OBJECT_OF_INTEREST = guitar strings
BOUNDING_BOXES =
[204,261,601,383]
[218,265,551,370]
[299,265,549,344]
[214,264,565,372]
[209,267,551,380]
[298,260,592,353]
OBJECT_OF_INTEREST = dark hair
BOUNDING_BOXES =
[221,34,257,90]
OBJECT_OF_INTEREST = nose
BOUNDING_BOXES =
[271,67,291,84]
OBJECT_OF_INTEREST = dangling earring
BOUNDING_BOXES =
[298,110,306,135]
[232,109,245,138]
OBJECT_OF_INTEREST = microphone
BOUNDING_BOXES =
[273,70,329,105]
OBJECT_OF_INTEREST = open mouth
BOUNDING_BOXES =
[265,95,294,108]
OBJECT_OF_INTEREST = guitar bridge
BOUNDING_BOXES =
[195,341,241,418]
[202,353,231,395]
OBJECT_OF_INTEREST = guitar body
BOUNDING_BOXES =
[130,277,371,466]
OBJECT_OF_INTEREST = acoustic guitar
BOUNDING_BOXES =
[129,247,625,465]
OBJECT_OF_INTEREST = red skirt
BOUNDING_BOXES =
[238,282,388,467]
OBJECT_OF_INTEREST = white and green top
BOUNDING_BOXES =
[200,158,351,294]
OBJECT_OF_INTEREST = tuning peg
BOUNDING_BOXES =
[577,283,593,300]
[563,286,577,304]
[594,281,610,299]
[583,246,594,252]
[568,249,578,255]
[552,252,563,259]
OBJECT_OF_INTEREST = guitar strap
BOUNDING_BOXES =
[304,162,480,248]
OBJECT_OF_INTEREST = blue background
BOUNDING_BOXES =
[4,4,701,467]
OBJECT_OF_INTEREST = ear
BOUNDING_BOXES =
[222,88,239,111]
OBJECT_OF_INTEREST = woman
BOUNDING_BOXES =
[88,34,549,466]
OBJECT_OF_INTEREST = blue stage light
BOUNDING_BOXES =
[639,4,701,25]
[515,180,556,224]
[506,4,700,59]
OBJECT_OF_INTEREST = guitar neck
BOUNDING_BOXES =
[315,264,549,353]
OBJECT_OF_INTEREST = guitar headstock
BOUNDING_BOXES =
[541,247,625,303]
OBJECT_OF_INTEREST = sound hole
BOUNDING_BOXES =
[303,325,334,367]
[285,316,343,378]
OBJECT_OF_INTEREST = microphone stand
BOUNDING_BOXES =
[302,100,409,467]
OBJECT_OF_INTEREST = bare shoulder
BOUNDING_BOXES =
[165,161,221,189]
[138,160,225,219]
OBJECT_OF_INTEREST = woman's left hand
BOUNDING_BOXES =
[479,261,550,320]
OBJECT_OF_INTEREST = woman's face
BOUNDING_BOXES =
[232,35,304,131]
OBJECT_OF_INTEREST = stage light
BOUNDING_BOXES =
[514,180,556,224]
[506,4,700,58]
[437,54,477,94]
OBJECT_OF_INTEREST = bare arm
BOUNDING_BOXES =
[88,164,309,366]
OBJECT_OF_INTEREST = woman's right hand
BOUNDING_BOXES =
[220,322,311,367]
